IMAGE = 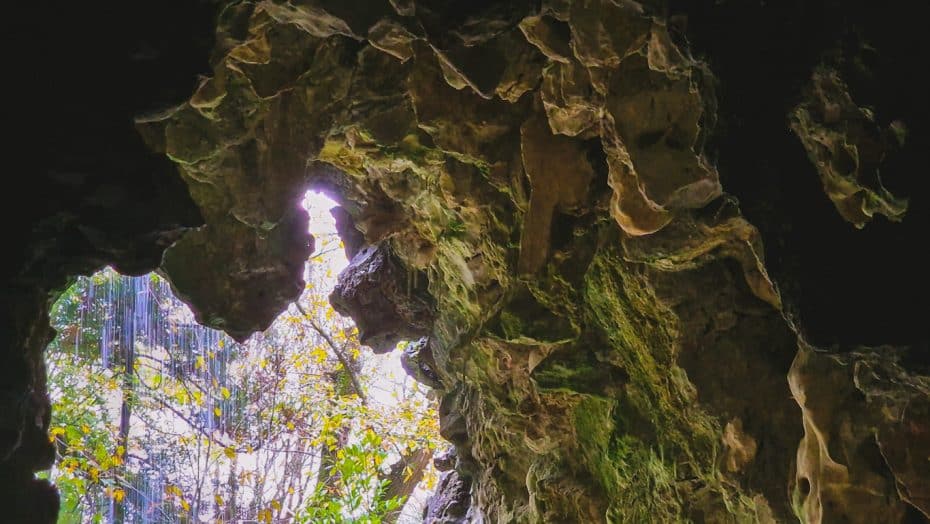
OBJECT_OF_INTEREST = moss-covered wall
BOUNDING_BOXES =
[9,0,930,522]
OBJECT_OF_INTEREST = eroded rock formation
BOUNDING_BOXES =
[10,0,930,522]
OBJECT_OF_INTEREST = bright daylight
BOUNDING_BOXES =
[43,193,440,523]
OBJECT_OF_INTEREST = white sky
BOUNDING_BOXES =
[301,190,412,398]
[302,191,433,523]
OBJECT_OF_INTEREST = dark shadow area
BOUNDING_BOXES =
[3,3,218,520]
[10,0,217,281]
[672,0,930,348]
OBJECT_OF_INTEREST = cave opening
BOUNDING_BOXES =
[41,191,440,523]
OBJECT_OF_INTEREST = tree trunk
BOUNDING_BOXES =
[113,334,134,523]
[380,447,431,524]
[227,457,238,522]
[314,358,358,505]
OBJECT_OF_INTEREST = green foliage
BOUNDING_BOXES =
[297,432,403,524]
[45,265,440,523]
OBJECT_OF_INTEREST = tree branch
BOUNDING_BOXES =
[292,302,367,405]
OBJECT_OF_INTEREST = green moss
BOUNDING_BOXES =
[584,242,715,455]
[790,480,808,523]
[377,134,441,166]
[575,236,765,521]
[498,310,523,340]
[440,217,468,239]
[529,329,621,397]
[574,396,685,522]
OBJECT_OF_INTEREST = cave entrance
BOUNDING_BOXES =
[43,191,439,523]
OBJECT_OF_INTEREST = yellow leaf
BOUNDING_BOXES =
[81,424,91,434]
[258,509,272,523]
[180,499,190,512]
[224,447,236,460]
[221,387,231,400]
[175,389,189,405]
[286,421,295,431]
[271,500,282,511]
[196,355,205,370]
[214,406,222,417]
[113,488,125,503]
[214,494,224,506]
[116,445,125,457]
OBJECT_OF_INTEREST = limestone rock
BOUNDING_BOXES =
[400,337,443,389]
[433,447,457,472]
[790,344,930,522]
[518,111,595,274]
[160,208,312,341]
[791,67,909,228]
[423,470,473,524]
[330,243,435,353]
[139,1,927,521]
[18,0,930,522]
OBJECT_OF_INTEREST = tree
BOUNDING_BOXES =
[46,243,439,523]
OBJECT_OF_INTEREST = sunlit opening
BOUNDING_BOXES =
[44,191,439,523]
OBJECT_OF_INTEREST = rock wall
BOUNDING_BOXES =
[10,0,930,522]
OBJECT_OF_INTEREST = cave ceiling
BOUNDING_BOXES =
[5,0,929,522]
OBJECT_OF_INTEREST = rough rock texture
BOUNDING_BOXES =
[13,0,930,522]
[401,337,443,389]
[330,244,435,353]
[424,470,474,524]
[790,343,930,522]
[790,67,909,228]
